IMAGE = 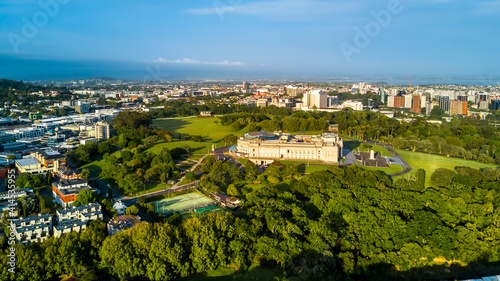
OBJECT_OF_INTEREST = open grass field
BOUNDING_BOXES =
[393,149,499,186]
[150,117,248,160]
[153,192,215,215]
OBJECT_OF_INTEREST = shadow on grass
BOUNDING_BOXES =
[152,119,190,132]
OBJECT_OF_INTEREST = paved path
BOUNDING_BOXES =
[340,135,412,177]
[386,147,412,177]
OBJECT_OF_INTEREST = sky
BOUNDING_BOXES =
[0,0,499,82]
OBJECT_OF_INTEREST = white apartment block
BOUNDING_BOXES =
[11,213,52,245]
[302,90,328,109]
[53,203,103,238]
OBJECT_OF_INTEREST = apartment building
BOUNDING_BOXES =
[11,213,52,245]
[53,203,103,238]
[52,179,97,207]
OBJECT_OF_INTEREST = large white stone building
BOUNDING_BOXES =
[233,132,343,165]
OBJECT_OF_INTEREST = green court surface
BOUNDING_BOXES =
[153,192,215,215]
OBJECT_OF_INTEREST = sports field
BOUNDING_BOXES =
[153,192,215,215]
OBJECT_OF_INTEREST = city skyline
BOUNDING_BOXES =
[1,0,500,80]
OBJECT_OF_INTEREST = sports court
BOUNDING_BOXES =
[153,192,215,215]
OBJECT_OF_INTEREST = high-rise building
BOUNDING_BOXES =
[457,95,468,102]
[411,95,421,113]
[242,81,249,90]
[387,96,395,108]
[490,100,500,111]
[394,96,405,109]
[449,100,468,116]
[404,95,413,109]
[426,101,432,116]
[379,88,387,104]
[436,96,450,113]
[302,90,327,109]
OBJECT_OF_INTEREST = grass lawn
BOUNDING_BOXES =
[132,183,171,197]
[304,165,333,174]
[41,195,59,214]
[179,264,278,281]
[237,158,249,165]
[393,149,499,186]
[345,141,394,157]
[359,164,405,176]
[150,117,248,160]
[82,151,121,177]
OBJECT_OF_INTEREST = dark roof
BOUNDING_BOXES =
[35,149,65,160]
[58,166,82,176]
[358,152,389,168]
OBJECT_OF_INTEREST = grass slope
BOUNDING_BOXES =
[393,148,499,186]
[150,117,248,160]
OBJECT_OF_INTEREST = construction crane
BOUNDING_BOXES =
[408,75,412,92]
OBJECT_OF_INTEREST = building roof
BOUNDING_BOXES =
[57,202,101,216]
[108,215,142,231]
[58,166,82,177]
[244,131,278,140]
[35,149,65,160]
[16,158,41,167]
[112,201,127,210]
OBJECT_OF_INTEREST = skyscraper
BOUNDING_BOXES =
[449,100,468,116]
[436,95,450,113]
[411,95,421,113]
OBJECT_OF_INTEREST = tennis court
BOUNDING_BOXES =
[153,192,215,215]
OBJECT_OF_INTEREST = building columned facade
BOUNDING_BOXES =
[233,132,343,165]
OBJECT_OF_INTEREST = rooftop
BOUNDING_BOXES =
[16,158,41,167]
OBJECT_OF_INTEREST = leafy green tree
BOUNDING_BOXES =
[222,134,238,145]
[98,141,113,154]
[126,205,139,215]
[72,189,98,206]
[80,168,90,180]
[244,162,259,180]
[227,184,240,196]
[415,169,426,191]
[185,172,196,181]
[431,168,456,187]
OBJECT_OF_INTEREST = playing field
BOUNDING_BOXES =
[153,192,215,215]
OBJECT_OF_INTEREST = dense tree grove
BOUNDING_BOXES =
[3,165,500,280]
[100,148,179,195]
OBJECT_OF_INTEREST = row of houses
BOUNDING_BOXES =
[11,203,103,244]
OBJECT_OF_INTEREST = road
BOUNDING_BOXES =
[341,135,412,178]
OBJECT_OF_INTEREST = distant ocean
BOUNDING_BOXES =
[0,55,498,86]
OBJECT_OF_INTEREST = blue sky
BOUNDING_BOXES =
[0,0,499,81]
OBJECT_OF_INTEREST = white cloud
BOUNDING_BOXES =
[152,57,244,66]
[187,0,359,21]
